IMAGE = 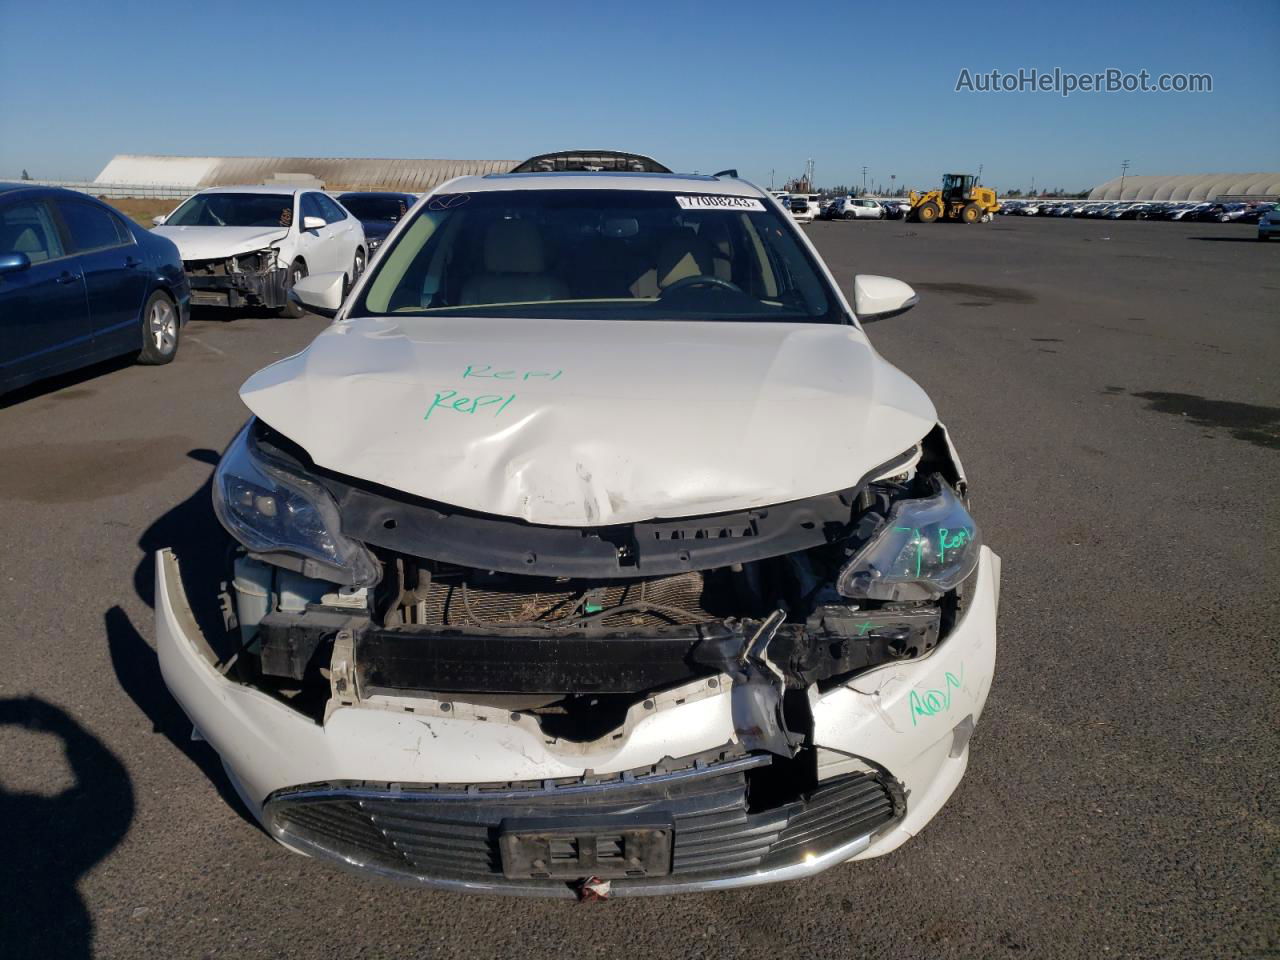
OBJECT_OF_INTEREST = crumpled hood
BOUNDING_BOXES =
[239,316,937,526]
[151,225,288,262]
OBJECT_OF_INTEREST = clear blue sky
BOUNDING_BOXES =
[2,0,1277,192]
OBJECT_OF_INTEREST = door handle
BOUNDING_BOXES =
[124,256,142,268]
[55,271,82,284]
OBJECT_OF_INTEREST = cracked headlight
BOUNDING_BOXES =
[212,422,380,586]
[837,478,980,602]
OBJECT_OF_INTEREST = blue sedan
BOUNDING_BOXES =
[0,183,191,395]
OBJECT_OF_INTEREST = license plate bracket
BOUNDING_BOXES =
[499,815,673,879]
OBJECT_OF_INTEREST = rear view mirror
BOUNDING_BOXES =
[302,216,326,231]
[853,274,918,322]
[0,252,31,275]
[289,271,346,318]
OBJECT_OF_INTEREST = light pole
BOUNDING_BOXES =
[861,166,868,194]
[890,173,896,196]
[977,163,983,184]
[1119,160,1130,198]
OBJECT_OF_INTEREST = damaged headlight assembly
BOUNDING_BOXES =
[837,477,981,602]
[212,421,380,586]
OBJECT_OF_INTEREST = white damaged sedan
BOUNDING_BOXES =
[156,161,1000,897]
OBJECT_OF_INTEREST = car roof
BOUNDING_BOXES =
[457,171,767,198]
[335,190,416,198]
[191,184,307,195]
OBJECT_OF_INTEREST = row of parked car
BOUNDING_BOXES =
[0,181,420,393]
[772,192,912,223]
[1001,198,1277,224]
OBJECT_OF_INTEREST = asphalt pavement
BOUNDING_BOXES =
[0,216,1276,959]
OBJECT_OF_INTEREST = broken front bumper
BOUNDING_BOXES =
[155,547,1000,896]
[186,266,288,309]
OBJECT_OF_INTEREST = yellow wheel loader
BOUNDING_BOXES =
[908,174,1000,223]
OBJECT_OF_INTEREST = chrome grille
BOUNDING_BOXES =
[264,757,898,891]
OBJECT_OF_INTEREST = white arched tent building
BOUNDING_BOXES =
[1088,173,1280,203]
[93,154,517,193]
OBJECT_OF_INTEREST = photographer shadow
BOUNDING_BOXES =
[0,697,133,960]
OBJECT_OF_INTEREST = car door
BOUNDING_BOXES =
[55,197,150,354]
[316,194,360,272]
[298,192,345,274]
[0,196,92,389]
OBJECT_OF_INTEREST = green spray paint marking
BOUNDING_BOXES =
[893,526,924,577]
[423,390,516,422]
[937,527,973,562]
[908,667,964,726]
[424,365,565,423]
[464,364,563,381]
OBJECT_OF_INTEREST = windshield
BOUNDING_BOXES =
[167,193,293,228]
[338,195,410,221]
[355,189,840,323]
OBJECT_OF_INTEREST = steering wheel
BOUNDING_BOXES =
[659,274,744,297]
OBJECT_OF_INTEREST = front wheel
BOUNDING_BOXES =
[278,259,308,317]
[916,202,941,223]
[137,290,179,365]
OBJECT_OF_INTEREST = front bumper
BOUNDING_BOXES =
[156,546,1000,895]
[186,266,289,309]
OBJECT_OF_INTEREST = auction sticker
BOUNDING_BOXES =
[675,195,765,212]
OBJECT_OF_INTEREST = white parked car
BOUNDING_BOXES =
[831,197,886,220]
[153,185,366,316]
[788,195,817,221]
[156,158,1001,897]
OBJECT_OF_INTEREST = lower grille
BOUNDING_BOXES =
[189,289,230,306]
[264,757,898,892]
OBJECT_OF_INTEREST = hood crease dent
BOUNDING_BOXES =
[239,316,937,527]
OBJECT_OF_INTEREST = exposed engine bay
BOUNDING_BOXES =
[217,418,977,754]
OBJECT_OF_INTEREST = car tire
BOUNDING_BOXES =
[137,290,180,365]
[961,203,982,224]
[353,247,365,281]
[916,203,940,223]
[278,259,308,318]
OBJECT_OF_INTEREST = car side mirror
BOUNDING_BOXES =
[289,271,346,318]
[0,252,31,276]
[853,274,918,322]
[151,214,167,226]
[302,216,326,231]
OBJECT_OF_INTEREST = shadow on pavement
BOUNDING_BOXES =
[0,697,133,960]
[0,354,134,410]
[132,449,227,622]
[1187,236,1271,243]
[119,449,258,827]
[105,606,255,828]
